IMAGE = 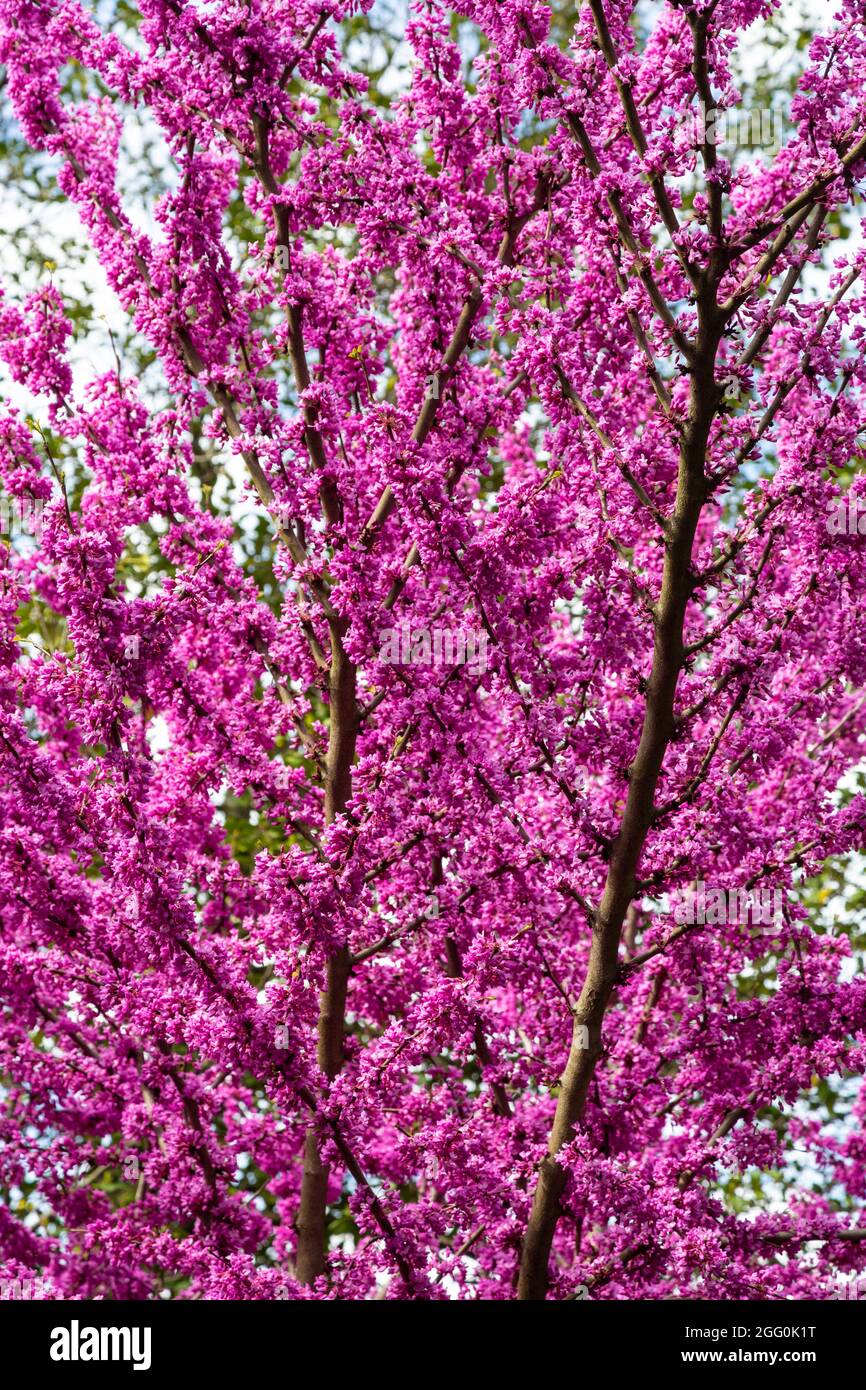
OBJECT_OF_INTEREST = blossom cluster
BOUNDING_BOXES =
[0,0,865,1300]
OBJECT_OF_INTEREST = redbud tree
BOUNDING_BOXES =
[1,0,866,1302]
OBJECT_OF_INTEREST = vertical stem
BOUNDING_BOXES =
[516,305,723,1300]
[295,622,358,1283]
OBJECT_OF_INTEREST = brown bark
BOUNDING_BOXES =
[516,301,724,1300]
[294,944,352,1283]
[295,627,358,1284]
